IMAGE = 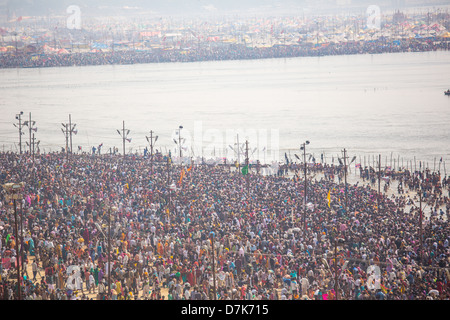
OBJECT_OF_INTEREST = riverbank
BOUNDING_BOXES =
[1,37,449,69]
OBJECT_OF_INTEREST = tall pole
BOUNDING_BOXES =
[61,122,69,161]
[150,130,154,174]
[245,140,249,194]
[146,131,158,176]
[343,149,348,214]
[301,141,310,231]
[117,121,130,160]
[68,114,76,155]
[29,112,32,154]
[108,207,111,299]
[32,133,35,163]
[378,154,381,214]
[167,156,171,214]
[65,126,68,161]
[13,198,21,300]
[334,235,338,300]
[178,126,183,165]
[122,121,126,160]
[237,134,241,172]
[210,233,217,300]
[14,112,24,154]
[419,186,423,264]
[19,116,22,154]
[304,144,307,231]
[151,130,154,175]
[69,114,72,154]
[19,196,24,292]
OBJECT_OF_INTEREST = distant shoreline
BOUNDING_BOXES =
[1,38,449,70]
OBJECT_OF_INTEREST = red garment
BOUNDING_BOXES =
[187,270,195,286]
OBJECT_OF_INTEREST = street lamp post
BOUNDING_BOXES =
[69,114,77,155]
[117,121,131,161]
[13,111,24,154]
[3,182,25,300]
[300,141,310,231]
[146,131,158,176]
[178,126,183,165]
[23,113,37,155]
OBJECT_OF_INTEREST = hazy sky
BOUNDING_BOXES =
[3,0,446,18]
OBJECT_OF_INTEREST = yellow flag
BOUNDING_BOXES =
[327,190,331,208]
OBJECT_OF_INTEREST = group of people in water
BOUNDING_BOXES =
[0,150,448,300]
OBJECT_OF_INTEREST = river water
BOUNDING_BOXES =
[1,50,450,169]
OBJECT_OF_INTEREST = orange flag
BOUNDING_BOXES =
[179,169,185,185]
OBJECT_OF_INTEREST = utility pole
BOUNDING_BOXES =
[68,114,77,155]
[3,182,25,300]
[334,234,338,300]
[108,205,112,298]
[301,141,310,231]
[419,185,423,264]
[117,121,130,160]
[23,112,37,155]
[342,148,348,214]
[146,130,158,176]
[378,154,381,215]
[26,134,39,163]
[167,155,171,215]
[236,134,241,172]
[245,140,249,194]
[13,111,24,154]
[178,125,183,165]
[31,134,39,163]
[14,197,21,299]
[61,122,69,161]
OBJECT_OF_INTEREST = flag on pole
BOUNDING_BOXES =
[241,165,248,175]
[327,189,331,208]
[179,169,185,185]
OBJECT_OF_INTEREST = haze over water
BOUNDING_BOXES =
[1,50,450,166]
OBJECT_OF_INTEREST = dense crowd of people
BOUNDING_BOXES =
[0,151,449,300]
[1,38,449,69]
